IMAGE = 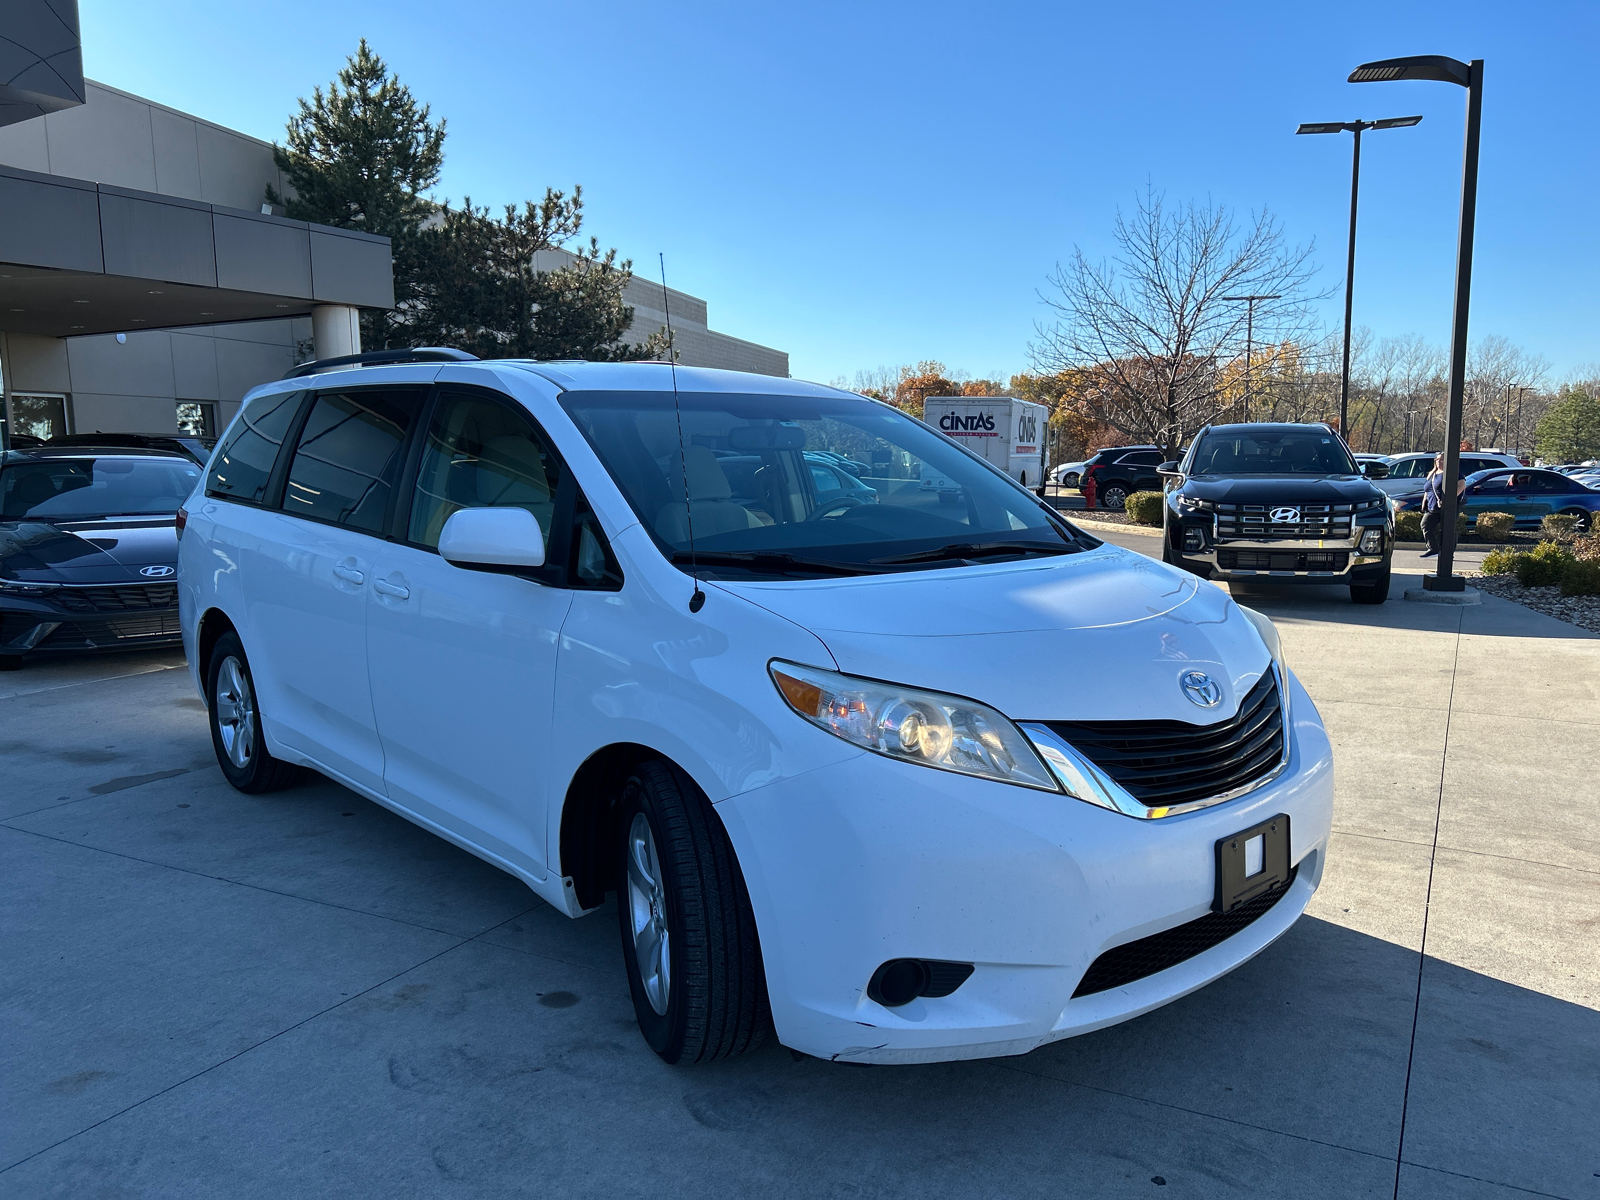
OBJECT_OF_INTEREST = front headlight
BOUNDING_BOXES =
[769,661,1058,791]
[1177,496,1216,512]
[1236,603,1287,675]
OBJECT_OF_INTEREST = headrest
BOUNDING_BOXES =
[681,445,733,501]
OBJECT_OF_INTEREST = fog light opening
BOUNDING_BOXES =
[867,959,976,1007]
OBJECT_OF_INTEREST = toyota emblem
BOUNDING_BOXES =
[1180,670,1222,708]
[139,565,175,578]
[1270,506,1301,524]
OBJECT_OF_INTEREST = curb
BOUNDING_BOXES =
[1069,516,1161,536]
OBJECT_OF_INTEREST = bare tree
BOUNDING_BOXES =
[1031,188,1323,446]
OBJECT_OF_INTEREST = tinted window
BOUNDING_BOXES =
[810,463,843,494]
[408,392,561,549]
[206,390,302,504]
[571,497,623,589]
[1119,451,1163,466]
[1,455,201,520]
[1524,472,1567,493]
[283,389,422,533]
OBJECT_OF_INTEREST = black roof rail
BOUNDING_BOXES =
[282,347,479,380]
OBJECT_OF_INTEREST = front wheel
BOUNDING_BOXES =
[1350,566,1391,605]
[617,760,769,1065]
[207,632,301,793]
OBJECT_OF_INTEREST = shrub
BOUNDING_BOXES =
[1560,558,1600,596]
[1125,491,1164,525]
[1575,537,1600,563]
[1480,547,1522,575]
[1474,512,1515,542]
[1514,540,1576,588]
[1541,513,1582,542]
[1394,512,1423,541]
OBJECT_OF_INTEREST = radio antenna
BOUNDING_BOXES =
[660,253,704,613]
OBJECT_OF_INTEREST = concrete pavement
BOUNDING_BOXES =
[1,546,1595,1198]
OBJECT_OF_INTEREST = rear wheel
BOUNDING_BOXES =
[1350,566,1391,605]
[1557,508,1591,534]
[1099,482,1130,511]
[207,633,301,793]
[617,760,769,1065]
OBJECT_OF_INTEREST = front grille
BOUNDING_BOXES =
[1073,865,1298,997]
[37,612,181,648]
[1215,503,1352,541]
[1217,550,1348,572]
[1044,671,1284,808]
[51,584,178,613]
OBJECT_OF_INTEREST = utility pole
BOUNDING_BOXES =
[1223,294,1282,422]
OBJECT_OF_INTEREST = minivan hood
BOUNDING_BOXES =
[716,545,1272,724]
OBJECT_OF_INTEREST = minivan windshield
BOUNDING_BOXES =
[1188,429,1357,476]
[0,455,202,521]
[559,390,1087,577]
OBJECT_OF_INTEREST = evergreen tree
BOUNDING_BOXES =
[1534,388,1600,464]
[269,40,445,348]
[402,186,670,361]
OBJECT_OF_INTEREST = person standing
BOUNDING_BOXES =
[1420,453,1465,559]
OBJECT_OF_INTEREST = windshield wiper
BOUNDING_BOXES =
[669,550,883,577]
[871,540,1073,566]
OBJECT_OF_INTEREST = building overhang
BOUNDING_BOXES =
[0,164,394,339]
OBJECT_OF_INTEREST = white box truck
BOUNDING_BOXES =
[920,396,1048,495]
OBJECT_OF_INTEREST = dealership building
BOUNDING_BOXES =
[0,5,786,446]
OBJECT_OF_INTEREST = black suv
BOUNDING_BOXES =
[1162,422,1394,604]
[1081,445,1178,510]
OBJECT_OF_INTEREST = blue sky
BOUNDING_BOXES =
[83,0,1597,385]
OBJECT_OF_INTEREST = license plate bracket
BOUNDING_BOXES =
[1214,814,1291,913]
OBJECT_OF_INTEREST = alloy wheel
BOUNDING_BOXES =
[626,812,672,1016]
[214,656,256,769]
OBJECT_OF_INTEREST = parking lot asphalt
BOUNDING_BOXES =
[3,540,1595,1198]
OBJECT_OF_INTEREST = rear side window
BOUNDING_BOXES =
[1120,451,1163,466]
[283,388,423,533]
[206,390,302,504]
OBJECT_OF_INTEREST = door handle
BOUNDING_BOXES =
[332,563,365,585]
[374,578,410,600]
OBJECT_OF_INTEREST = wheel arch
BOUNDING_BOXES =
[196,607,239,694]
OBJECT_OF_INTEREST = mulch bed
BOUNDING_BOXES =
[1466,573,1600,636]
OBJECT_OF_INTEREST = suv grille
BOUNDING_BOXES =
[1215,503,1353,541]
[1072,865,1298,997]
[50,584,178,613]
[1044,671,1284,808]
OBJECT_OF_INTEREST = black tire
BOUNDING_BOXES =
[0,655,24,672]
[617,760,769,1065]
[207,632,301,793]
[1099,482,1130,511]
[1557,508,1591,534]
[1350,566,1391,605]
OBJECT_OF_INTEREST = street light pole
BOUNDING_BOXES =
[1350,55,1483,594]
[1296,114,1422,439]
[1222,294,1282,422]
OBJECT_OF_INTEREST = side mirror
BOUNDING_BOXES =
[1156,461,1182,475]
[439,507,545,571]
[1361,461,1390,479]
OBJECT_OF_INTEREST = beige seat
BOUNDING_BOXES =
[656,446,763,542]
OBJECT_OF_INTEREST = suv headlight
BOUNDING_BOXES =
[769,661,1057,790]
[1177,496,1216,512]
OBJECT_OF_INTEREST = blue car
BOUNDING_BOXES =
[1459,467,1600,533]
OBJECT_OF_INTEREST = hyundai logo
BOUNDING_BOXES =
[1270,506,1301,524]
[1180,670,1222,708]
[139,565,175,578]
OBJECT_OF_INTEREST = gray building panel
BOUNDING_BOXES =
[216,336,295,406]
[310,229,395,309]
[41,84,157,190]
[195,120,279,211]
[0,116,50,172]
[98,188,218,287]
[0,0,84,127]
[149,105,203,199]
[212,210,314,298]
[0,166,101,272]
[66,330,175,398]
[170,331,221,400]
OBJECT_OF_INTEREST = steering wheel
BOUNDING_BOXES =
[804,496,865,522]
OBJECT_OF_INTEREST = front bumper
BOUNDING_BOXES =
[715,670,1334,1064]
[0,585,182,657]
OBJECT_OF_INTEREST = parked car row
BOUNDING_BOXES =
[1390,467,1600,532]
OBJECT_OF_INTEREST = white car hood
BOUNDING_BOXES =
[714,544,1272,724]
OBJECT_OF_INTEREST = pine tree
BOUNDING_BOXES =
[269,40,445,348]
[1534,388,1600,464]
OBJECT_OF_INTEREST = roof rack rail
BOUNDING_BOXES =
[282,347,479,380]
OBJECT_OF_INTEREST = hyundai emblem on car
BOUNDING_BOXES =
[1270,506,1301,524]
[1180,670,1222,708]
[140,565,176,578]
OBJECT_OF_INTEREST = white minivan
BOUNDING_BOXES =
[178,353,1334,1065]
